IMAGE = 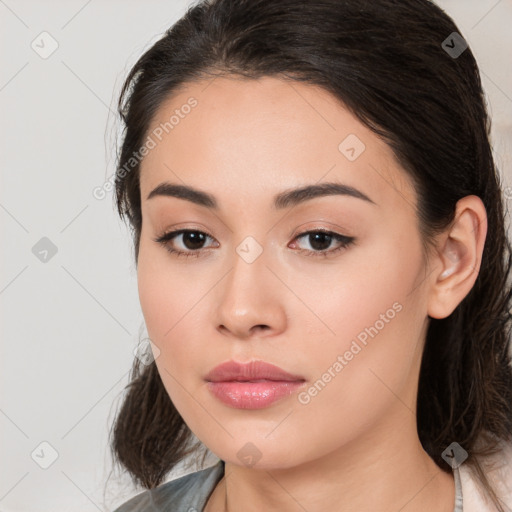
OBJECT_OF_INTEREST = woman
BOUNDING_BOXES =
[108,0,512,510]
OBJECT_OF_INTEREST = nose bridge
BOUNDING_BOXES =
[214,233,285,337]
[225,233,271,307]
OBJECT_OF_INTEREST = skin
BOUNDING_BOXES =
[136,75,487,512]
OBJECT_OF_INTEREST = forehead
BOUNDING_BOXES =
[139,76,417,213]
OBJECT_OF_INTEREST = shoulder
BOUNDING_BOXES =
[112,461,224,512]
[459,438,512,512]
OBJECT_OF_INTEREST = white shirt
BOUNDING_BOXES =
[457,439,512,511]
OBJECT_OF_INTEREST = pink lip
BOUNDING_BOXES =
[205,360,306,409]
[205,360,305,382]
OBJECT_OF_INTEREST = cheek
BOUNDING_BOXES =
[137,238,198,343]
[136,252,204,420]
[136,239,210,388]
[288,288,421,456]
[290,230,422,350]
[291,231,425,406]
[137,258,172,343]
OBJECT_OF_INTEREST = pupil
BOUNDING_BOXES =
[310,232,331,251]
[184,232,205,249]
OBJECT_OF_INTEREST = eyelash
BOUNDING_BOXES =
[152,228,355,259]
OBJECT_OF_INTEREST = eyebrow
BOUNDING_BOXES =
[146,181,377,209]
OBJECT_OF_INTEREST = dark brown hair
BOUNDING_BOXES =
[107,0,512,509]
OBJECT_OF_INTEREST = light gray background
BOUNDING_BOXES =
[1,1,511,511]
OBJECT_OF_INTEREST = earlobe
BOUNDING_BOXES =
[427,195,487,320]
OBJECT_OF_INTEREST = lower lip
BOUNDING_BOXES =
[206,380,306,409]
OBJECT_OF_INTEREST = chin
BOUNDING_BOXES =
[210,439,304,471]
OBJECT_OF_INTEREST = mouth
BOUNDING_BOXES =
[204,360,306,409]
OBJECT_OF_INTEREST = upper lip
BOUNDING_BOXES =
[205,360,305,382]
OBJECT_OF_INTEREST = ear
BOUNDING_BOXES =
[427,195,488,319]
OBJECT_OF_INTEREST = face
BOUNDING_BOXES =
[137,75,432,469]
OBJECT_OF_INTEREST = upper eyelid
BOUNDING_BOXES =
[160,218,352,236]
[157,227,352,246]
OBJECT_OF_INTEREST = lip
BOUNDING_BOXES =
[205,360,306,409]
[205,360,305,382]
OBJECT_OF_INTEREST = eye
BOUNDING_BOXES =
[153,229,217,259]
[153,228,355,259]
[290,229,355,258]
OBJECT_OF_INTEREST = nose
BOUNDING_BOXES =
[214,250,287,340]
